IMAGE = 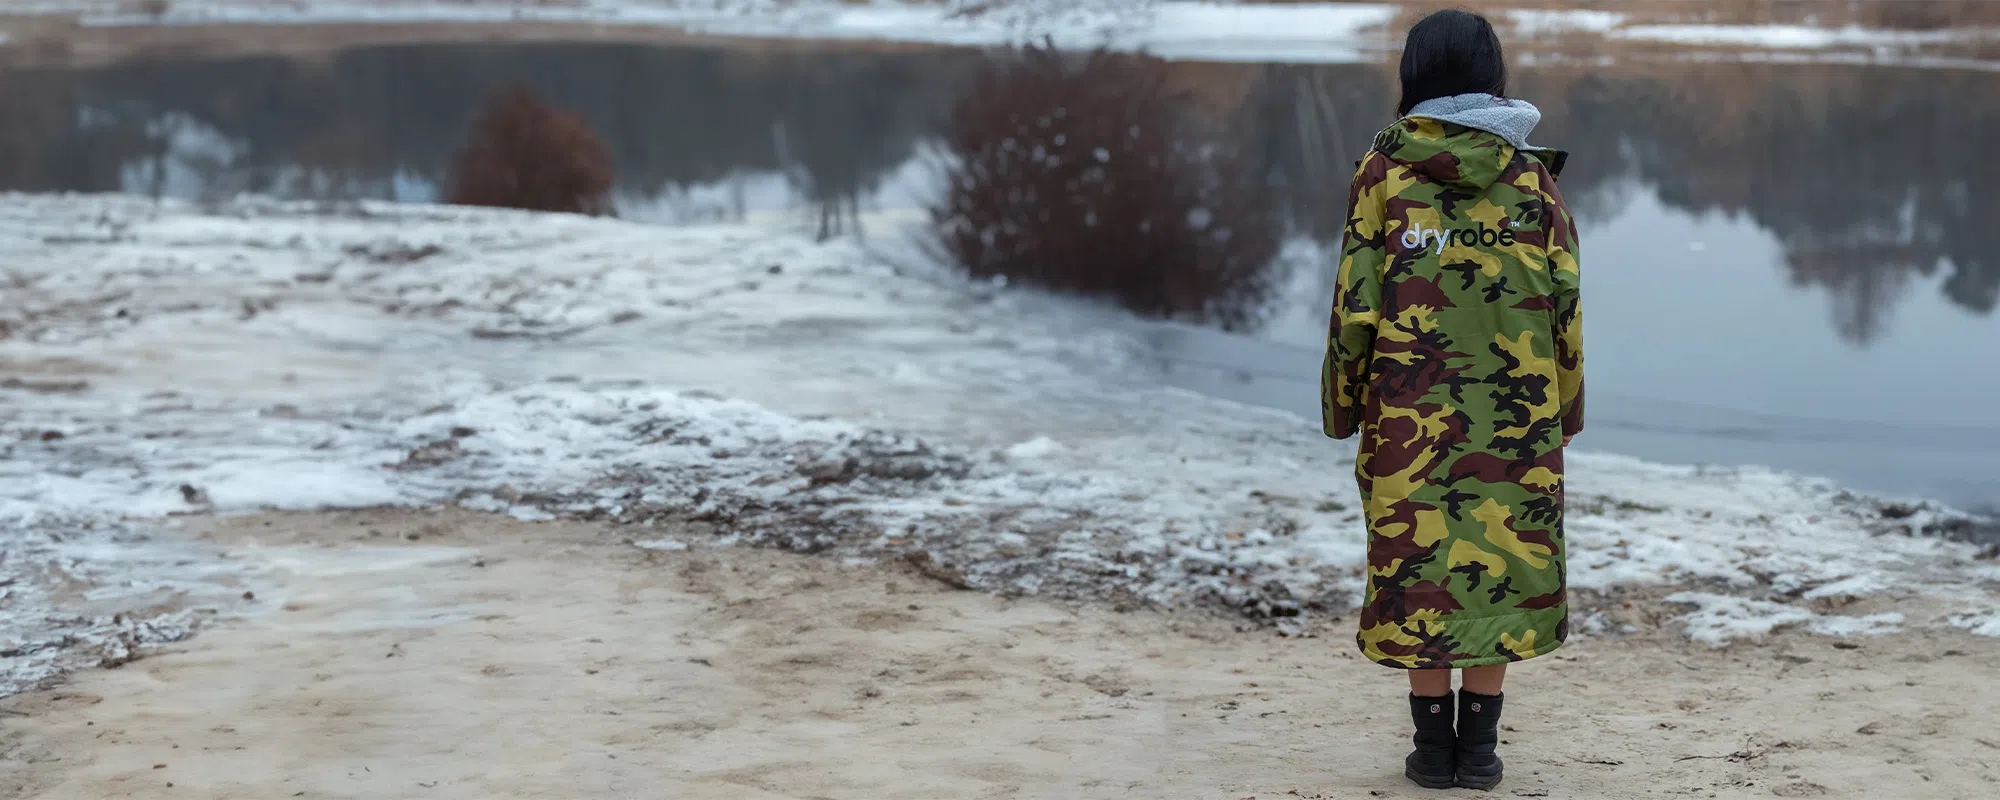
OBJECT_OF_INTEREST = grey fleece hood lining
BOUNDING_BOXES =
[1405,93,1548,152]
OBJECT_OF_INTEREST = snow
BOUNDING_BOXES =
[634,538,691,551]
[1616,23,2000,50]
[8,0,1996,70]
[1506,9,1625,36]
[1951,612,2000,638]
[2,193,1997,692]
[1004,436,1063,460]
[7,0,1999,73]
[0,520,237,694]
[30,0,1401,64]
[1138,3,1396,63]
[1666,592,1905,646]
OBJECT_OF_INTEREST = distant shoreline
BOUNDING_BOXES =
[3,2,1998,72]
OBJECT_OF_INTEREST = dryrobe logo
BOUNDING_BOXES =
[1400,223,1516,255]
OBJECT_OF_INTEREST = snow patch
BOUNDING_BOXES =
[1616,23,2000,50]
[1801,573,1892,601]
[1004,436,1063,460]
[1667,592,1905,646]
[1809,612,1906,638]
[634,538,691,552]
[0,522,243,695]
[1506,9,1624,36]
[1949,611,2000,638]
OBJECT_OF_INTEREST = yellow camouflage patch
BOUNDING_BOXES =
[1359,622,1423,668]
[1449,539,1508,578]
[1374,309,1421,355]
[1550,245,1579,275]
[1414,509,1451,547]
[1407,118,1448,141]
[1397,305,1441,334]
[1378,403,1461,447]
[1443,247,1505,277]
[1520,466,1563,493]
[1492,332,1547,376]
[1351,181,1386,239]
[1504,233,1546,271]
[1402,206,1442,240]
[1472,500,1554,570]
[1335,253,1383,327]
[1492,332,1559,436]
[1385,165,1422,199]
[1466,199,1510,227]
[1366,447,1445,521]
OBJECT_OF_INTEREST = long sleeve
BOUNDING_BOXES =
[1322,154,1389,440]
[1547,179,1584,438]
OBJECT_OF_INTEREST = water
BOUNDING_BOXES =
[1,40,1994,510]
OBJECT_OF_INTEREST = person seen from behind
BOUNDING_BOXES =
[1321,9,1584,792]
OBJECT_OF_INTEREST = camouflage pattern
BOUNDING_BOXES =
[1322,118,1583,670]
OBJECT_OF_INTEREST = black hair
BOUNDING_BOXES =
[1397,9,1507,117]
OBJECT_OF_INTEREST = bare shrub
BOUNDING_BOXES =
[447,85,614,216]
[932,44,1279,330]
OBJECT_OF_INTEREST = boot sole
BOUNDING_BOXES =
[1455,772,1502,791]
[1404,765,1457,790]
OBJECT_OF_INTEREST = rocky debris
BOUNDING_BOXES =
[1,377,90,394]
[795,432,973,487]
[345,242,445,264]
[1866,499,1994,542]
[901,550,975,591]
[394,438,469,471]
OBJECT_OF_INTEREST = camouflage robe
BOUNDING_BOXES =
[1322,118,1583,669]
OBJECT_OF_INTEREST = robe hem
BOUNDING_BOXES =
[1358,605,1569,670]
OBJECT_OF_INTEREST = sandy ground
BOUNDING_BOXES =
[3,510,1998,800]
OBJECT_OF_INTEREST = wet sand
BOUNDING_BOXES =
[4,509,1996,799]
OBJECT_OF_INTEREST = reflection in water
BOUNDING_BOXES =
[1512,64,2000,338]
[0,43,972,223]
[1,40,1993,505]
[0,44,1992,341]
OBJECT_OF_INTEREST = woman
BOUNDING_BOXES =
[1321,9,1582,792]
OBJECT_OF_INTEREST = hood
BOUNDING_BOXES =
[1372,93,1567,190]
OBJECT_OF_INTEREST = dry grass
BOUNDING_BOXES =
[447,85,614,216]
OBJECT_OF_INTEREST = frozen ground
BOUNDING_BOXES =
[1,194,1996,695]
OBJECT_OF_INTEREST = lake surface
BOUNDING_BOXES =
[1,40,1994,509]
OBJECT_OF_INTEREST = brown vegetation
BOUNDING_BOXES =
[932,44,1279,330]
[447,85,614,216]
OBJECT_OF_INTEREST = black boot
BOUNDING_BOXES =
[1455,691,1505,790]
[1405,692,1457,789]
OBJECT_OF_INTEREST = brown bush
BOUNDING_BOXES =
[932,44,1279,330]
[447,85,614,216]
